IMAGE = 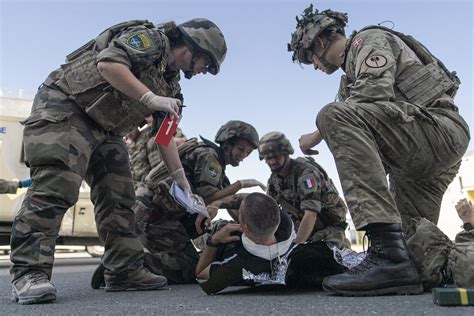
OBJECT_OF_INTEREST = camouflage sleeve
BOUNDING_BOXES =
[266,178,277,199]
[0,179,19,194]
[146,136,162,169]
[346,30,399,104]
[449,230,474,287]
[128,131,152,184]
[96,26,165,71]
[296,169,324,213]
[192,150,223,199]
[214,194,248,210]
[174,127,186,138]
[454,230,474,243]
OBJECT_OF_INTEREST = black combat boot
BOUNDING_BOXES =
[322,223,423,296]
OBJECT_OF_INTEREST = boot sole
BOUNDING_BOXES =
[322,283,423,297]
[91,264,106,289]
[12,292,57,305]
[105,279,168,292]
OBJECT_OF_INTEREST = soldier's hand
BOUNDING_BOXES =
[299,130,322,155]
[455,198,474,224]
[238,179,267,191]
[140,91,180,119]
[211,224,242,244]
[195,205,219,235]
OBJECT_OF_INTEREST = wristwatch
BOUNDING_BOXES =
[206,235,220,248]
[462,223,473,231]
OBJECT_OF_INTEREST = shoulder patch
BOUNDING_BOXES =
[364,55,387,68]
[303,177,316,189]
[353,37,363,47]
[126,33,152,51]
[207,161,222,180]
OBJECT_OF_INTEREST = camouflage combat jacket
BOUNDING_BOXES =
[0,179,18,194]
[145,141,230,219]
[44,20,182,136]
[338,27,469,139]
[267,157,348,235]
[128,126,154,188]
[145,127,185,171]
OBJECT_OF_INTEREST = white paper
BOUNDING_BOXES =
[169,182,209,217]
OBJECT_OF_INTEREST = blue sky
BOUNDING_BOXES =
[1,0,473,191]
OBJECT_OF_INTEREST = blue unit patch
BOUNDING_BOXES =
[126,33,152,51]
[0,127,6,134]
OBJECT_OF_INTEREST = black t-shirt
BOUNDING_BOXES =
[198,210,293,295]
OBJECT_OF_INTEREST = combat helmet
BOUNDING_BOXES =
[288,4,347,64]
[215,120,259,149]
[258,132,294,160]
[178,18,227,77]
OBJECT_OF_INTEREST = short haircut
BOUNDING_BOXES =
[240,193,280,237]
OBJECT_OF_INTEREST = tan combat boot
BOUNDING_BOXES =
[104,267,167,292]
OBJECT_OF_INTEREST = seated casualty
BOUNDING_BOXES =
[406,198,474,290]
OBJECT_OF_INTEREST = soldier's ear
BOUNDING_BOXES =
[312,37,325,51]
[240,222,250,234]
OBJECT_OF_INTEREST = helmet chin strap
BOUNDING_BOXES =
[183,42,202,79]
[224,144,240,166]
[272,155,288,174]
[315,40,339,73]
[184,55,198,79]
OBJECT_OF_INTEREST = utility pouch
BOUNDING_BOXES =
[66,39,95,62]
[60,50,107,96]
[397,62,455,107]
[85,91,150,136]
[85,91,120,132]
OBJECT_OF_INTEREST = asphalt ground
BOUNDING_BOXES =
[0,255,472,315]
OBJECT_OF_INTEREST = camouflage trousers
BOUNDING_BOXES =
[316,101,470,231]
[10,86,144,282]
[406,218,474,289]
[310,225,349,249]
[134,189,199,284]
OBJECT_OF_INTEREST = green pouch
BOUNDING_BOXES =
[432,287,474,306]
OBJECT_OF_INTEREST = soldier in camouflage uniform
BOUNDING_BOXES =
[91,120,264,286]
[0,179,33,194]
[126,119,153,191]
[127,114,187,191]
[406,198,474,290]
[10,18,227,304]
[0,179,32,194]
[258,132,348,248]
[288,5,470,296]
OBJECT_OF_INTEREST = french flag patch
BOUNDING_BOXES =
[304,178,316,189]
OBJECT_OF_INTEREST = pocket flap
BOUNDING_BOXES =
[21,109,73,126]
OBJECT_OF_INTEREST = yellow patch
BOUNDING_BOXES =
[126,33,152,51]
[207,161,222,179]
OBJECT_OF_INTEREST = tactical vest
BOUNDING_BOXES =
[346,26,460,108]
[53,20,179,136]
